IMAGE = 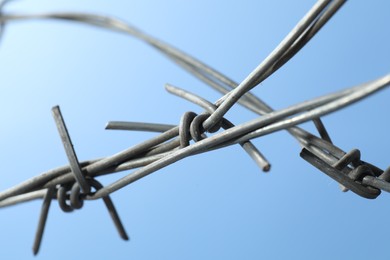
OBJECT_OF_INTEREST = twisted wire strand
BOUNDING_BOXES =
[0,74,388,205]
[0,0,389,255]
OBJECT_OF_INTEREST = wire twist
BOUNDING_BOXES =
[0,0,389,255]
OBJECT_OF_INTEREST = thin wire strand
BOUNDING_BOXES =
[0,0,389,254]
[89,76,390,199]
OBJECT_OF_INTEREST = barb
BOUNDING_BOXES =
[0,0,389,255]
[52,106,91,194]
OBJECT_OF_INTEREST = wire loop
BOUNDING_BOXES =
[0,0,388,255]
[300,139,382,199]
[57,185,74,213]
[70,182,84,209]
[179,111,197,148]
[189,113,209,142]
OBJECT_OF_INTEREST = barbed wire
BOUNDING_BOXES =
[0,0,389,255]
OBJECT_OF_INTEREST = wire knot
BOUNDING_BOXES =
[57,180,90,212]
[300,138,381,199]
[179,110,227,148]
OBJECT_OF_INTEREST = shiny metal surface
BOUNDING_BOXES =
[0,0,388,255]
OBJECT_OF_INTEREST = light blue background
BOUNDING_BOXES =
[0,1,389,259]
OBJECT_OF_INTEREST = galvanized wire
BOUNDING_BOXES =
[0,0,389,255]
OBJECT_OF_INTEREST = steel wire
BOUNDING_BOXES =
[0,0,389,255]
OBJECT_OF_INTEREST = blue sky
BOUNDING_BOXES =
[0,1,389,259]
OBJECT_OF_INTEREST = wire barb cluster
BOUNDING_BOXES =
[0,0,389,255]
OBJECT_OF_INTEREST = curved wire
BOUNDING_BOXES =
[0,1,389,254]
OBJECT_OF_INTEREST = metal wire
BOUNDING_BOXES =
[0,0,389,255]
